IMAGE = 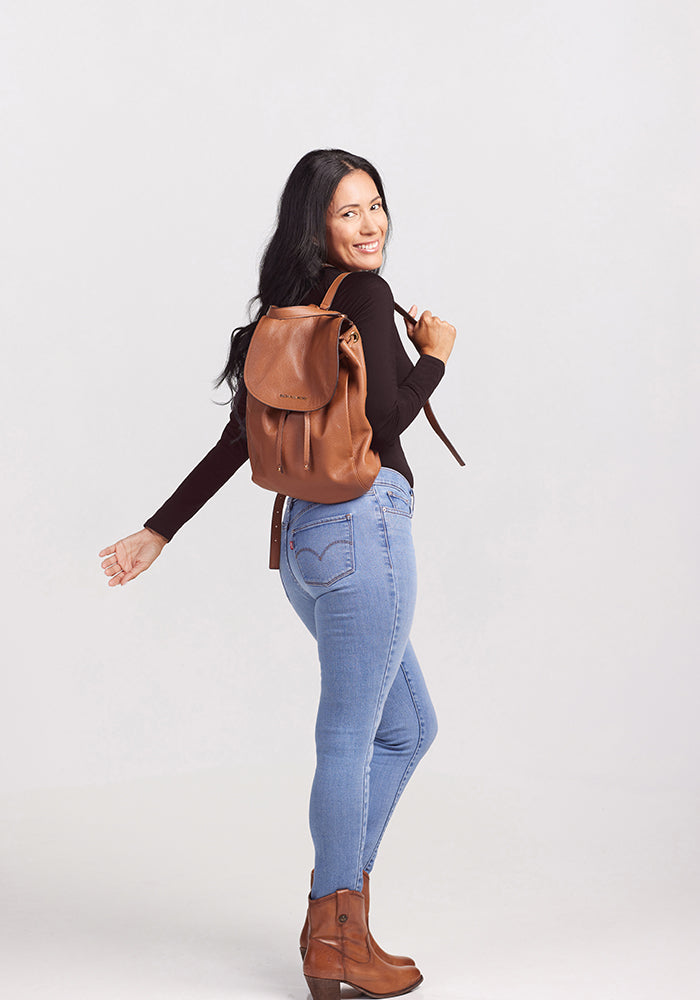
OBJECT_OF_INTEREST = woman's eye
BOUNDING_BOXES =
[341,203,382,219]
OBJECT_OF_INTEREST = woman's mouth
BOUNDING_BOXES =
[354,240,381,253]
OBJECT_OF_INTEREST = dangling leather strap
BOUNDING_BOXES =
[269,492,286,570]
[422,400,465,466]
[392,301,465,466]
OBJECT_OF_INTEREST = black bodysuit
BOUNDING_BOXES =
[144,266,445,541]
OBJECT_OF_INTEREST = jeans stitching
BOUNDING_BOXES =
[354,488,401,890]
[291,515,355,587]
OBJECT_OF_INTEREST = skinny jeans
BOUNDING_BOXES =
[279,468,438,900]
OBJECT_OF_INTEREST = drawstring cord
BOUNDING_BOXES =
[276,410,312,474]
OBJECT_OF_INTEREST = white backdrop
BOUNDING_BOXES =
[1,2,698,998]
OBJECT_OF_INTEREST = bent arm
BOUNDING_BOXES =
[335,274,445,452]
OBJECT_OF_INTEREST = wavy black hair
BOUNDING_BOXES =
[213,148,392,402]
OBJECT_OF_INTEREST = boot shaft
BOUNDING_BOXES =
[305,889,370,972]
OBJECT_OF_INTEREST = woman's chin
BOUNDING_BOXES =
[352,252,383,270]
[328,250,384,272]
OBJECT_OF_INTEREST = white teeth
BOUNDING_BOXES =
[356,241,379,251]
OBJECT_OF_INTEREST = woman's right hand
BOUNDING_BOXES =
[406,307,457,365]
[98,527,168,587]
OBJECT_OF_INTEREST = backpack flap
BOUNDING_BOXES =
[244,310,346,412]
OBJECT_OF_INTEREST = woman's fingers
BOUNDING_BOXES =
[106,561,139,586]
[407,309,456,364]
[99,529,166,587]
[119,567,142,585]
[403,304,418,335]
[104,562,127,583]
[100,541,130,583]
[119,557,151,585]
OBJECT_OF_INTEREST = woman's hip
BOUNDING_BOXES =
[280,469,416,598]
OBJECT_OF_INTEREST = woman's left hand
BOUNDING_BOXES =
[98,528,168,587]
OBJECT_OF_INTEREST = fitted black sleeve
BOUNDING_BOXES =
[143,386,249,541]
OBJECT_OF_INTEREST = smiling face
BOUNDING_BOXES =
[325,169,387,271]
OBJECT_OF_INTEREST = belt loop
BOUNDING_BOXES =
[282,495,296,527]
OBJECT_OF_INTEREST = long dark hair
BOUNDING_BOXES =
[213,148,392,402]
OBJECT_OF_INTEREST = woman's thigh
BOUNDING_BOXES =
[280,473,418,734]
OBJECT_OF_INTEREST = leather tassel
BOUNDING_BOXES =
[275,411,288,473]
[303,412,311,471]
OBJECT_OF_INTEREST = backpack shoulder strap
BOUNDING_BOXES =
[319,271,350,309]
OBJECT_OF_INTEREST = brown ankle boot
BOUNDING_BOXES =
[299,871,416,967]
[303,888,423,1000]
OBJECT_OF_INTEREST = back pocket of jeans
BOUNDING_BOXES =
[386,489,412,517]
[291,514,355,586]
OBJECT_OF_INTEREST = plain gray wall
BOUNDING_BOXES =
[1,0,698,820]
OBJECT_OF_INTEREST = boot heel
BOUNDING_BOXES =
[304,975,340,1000]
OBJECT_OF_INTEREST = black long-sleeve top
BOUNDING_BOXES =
[143,266,445,541]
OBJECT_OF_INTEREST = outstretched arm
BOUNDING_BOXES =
[98,386,248,587]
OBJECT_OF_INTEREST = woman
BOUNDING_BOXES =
[99,149,456,1000]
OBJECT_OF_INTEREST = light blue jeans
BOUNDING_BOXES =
[279,468,438,900]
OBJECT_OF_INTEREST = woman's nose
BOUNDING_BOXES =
[359,213,379,234]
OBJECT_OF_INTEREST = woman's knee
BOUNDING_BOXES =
[375,699,437,762]
[420,700,439,756]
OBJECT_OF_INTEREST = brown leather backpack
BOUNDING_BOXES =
[243,271,463,568]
